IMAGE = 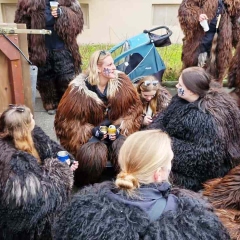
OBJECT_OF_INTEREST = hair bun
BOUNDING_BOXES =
[115,171,139,190]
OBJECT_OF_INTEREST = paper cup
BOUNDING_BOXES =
[50,1,59,10]
[200,19,209,32]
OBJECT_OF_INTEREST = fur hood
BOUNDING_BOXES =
[55,71,143,156]
[53,181,230,240]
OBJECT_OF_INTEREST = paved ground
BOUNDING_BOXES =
[34,94,58,142]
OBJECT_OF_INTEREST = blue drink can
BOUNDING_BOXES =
[57,151,70,164]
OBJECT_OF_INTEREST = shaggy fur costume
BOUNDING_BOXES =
[14,0,83,110]
[178,0,240,82]
[0,126,73,240]
[53,181,230,240]
[148,92,240,191]
[155,86,172,113]
[54,71,143,156]
[203,165,240,239]
[54,71,143,185]
[228,41,240,107]
[14,0,83,72]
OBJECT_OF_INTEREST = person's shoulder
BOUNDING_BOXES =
[54,181,150,239]
[116,71,132,84]
[32,125,52,143]
[69,73,88,88]
[74,181,114,197]
[145,187,230,239]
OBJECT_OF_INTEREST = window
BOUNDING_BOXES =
[1,3,16,23]
[152,4,179,26]
[80,3,89,29]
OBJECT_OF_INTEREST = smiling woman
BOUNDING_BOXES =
[54,50,143,187]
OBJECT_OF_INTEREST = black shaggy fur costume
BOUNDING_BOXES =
[148,92,240,191]
[53,181,230,240]
[0,126,73,240]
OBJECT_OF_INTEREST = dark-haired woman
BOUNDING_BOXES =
[53,130,230,240]
[0,105,77,239]
[148,67,240,191]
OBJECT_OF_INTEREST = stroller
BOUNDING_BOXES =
[109,26,172,83]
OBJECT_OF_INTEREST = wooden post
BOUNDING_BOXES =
[0,34,25,104]
[0,23,32,113]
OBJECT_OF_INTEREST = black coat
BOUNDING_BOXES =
[149,95,233,191]
[0,126,73,240]
[53,181,230,240]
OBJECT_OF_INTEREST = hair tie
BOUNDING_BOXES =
[116,171,139,190]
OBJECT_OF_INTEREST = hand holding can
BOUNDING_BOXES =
[108,125,117,141]
[57,151,71,166]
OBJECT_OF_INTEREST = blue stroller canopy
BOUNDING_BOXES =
[109,26,172,82]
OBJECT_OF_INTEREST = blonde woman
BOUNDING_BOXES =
[53,130,229,240]
[136,75,171,127]
[55,50,143,186]
[0,104,77,240]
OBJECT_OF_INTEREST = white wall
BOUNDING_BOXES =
[79,0,183,44]
[0,0,183,44]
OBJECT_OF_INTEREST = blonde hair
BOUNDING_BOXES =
[115,130,173,193]
[87,50,112,85]
[0,105,40,162]
[137,75,160,115]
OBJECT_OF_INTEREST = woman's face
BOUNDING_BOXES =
[29,114,35,131]
[154,148,173,183]
[98,55,116,80]
[176,74,193,101]
[141,90,156,102]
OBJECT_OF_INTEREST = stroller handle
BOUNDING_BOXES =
[143,26,172,37]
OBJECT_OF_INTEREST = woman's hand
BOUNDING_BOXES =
[102,133,108,140]
[70,161,79,171]
[109,134,117,141]
[143,115,153,126]
[51,9,58,18]
[199,14,208,22]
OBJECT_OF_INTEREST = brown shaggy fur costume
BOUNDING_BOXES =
[228,41,240,107]
[55,71,143,156]
[54,71,143,186]
[14,0,83,72]
[178,0,240,83]
[203,165,240,239]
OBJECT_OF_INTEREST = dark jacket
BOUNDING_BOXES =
[53,181,230,240]
[148,95,236,191]
[0,126,73,240]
